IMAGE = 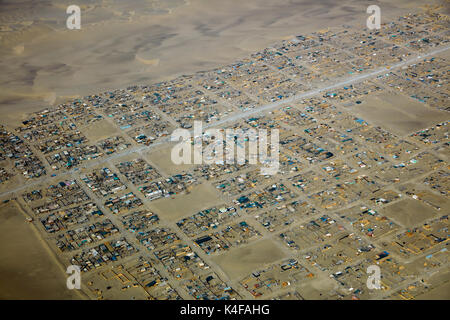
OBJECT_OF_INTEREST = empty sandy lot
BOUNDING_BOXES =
[149,182,223,222]
[380,198,438,227]
[145,144,196,176]
[83,119,121,142]
[348,93,450,136]
[212,239,287,280]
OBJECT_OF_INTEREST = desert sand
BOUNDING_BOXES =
[0,200,85,299]
[348,93,449,136]
[149,182,224,222]
[380,198,439,227]
[212,239,287,279]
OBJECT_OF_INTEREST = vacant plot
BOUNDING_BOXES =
[348,93,449,136]
[83,119,120,142]
[296,276,339,300]
[212,239,287,280]
[417,281,450,300]
[149,182,223,222]
[146,144,196,176]
[380,198,438,227]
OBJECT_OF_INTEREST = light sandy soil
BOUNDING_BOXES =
[212,239,287,279]
[380,198,438,227]
[148,182,224,222]
[0,173,23,194]
[416,281,450,299]
[400,183,450,212]
[83,119,121,142]
[416,270,450,300]
[0,200,84,299]
[348,93,450,136]
[296,276,339,299]
[145,144,196,175]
